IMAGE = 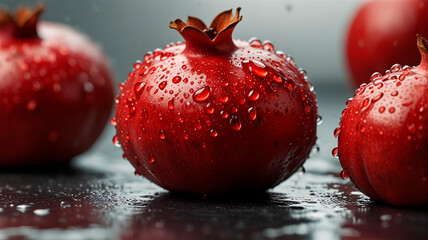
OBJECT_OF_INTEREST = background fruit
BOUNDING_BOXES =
[346,0,428,88]
[0,5,115,166]
[336,35,428,206]
[114,9,318,196]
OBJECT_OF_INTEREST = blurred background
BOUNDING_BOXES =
[1,0,361,88]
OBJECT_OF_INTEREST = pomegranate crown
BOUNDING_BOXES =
[0,4,44,39]
[169,8,242,54]
[417,34,428,71]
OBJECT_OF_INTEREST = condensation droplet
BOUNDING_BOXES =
[193,86,210,102]
[113,135,120,147]
[230,115,242,131]
[340,169,349,180]
[248,106,257,120]
[332,147,339,158]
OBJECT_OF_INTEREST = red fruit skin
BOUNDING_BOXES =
[346,0,428,88]
[338,49,428,205]
[0,22,114,166]
[115,10,317,195]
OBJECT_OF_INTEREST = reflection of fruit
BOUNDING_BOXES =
[346,0,428,88]
[114,8,317,196]
[0,5,114,166]
[336,35,428,206]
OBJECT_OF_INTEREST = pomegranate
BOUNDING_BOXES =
[0,5,115,166]
[114,8,317,196]
[336,35,428,206]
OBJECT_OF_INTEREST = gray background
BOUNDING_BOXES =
[0,0,362,89]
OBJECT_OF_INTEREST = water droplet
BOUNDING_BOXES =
[317,115,323,125]
[361,98,371,111]
[379,106,386,113]
[248,106,257,120]
[311,144,320,153]
[168,99,174,110]
[370,72,382,81]
[33,209,50,216]
[340,169,349,180]
[172,76,181,84]
[110,117,116,126]
[389,107,395,113]
[372,92,383,102]
[134,82,146,95]
[130,106,136,116]
[159,130,166,140]
[262,41,275,51]
[248,89,260,101]
[332,147,339,158]
[220,110,229,119]
[334,127,340,138]
[159,81,167,90]
[249,60,268,77]
[27,100,37,111]
[113,135,120,147]
[149,155,155,163]
[391,90,398,96]
[249,38,262,48]
[193,86,210,102]
[219,95,229,103]
[204,103,214,114]
[210,129,218,137]
[230,115,242,131]
[17,204,31,213]
[299,166,306,175]
[399,74,406,81]
[183,132,189,140]
[390,63,402,73]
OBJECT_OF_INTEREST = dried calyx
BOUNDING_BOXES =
[0,4,44,39]
[417,34,428,71]
[170,8,242,54]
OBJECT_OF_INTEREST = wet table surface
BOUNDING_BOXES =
[0,84,427,240]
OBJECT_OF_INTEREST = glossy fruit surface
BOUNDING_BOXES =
[336,35,428,206]
[346,0,428,88]
[0,5,114,166]
[114,9,317,196]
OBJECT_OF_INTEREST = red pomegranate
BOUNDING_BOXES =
[114,8,317,196]
[0,5,115,166]
[336,35,428,206]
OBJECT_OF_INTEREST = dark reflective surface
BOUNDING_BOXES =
[1,85,427,240]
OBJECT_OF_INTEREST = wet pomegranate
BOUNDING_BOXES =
[0,5,115,166]
[336,35,428,206]
[114,8,317,196]
[346,0,428,88]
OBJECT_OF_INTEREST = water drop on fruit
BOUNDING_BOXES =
[248,89,260,101]
[172,76,181,84]
[248,60,268,77]
[372,92,383,102]
[168,99,174,110]
[248,106,257,120]
[390,63,402,73]
[340,169,349,180]
[389,107,396,113]
[149,155,155,163]
[391,90,398,96]
[193,86,210,102]
[249,38,262,48]
[370,72,382,81]
[311,144,320,153]
[220,110,229,119]
[204,103,214,114]
[219,95,229,103]
[159,81,167,90]
[134,82,146,95]
[130,106,136,116]
[113,135,120,147]
[332,147,339,158]
[379,106,386,113]
[159,130,166,140]
[262,41,274,51]
[230,115,242,131]
[110,117,116,126]
[334,127,340,138]
[210,129,218,137]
